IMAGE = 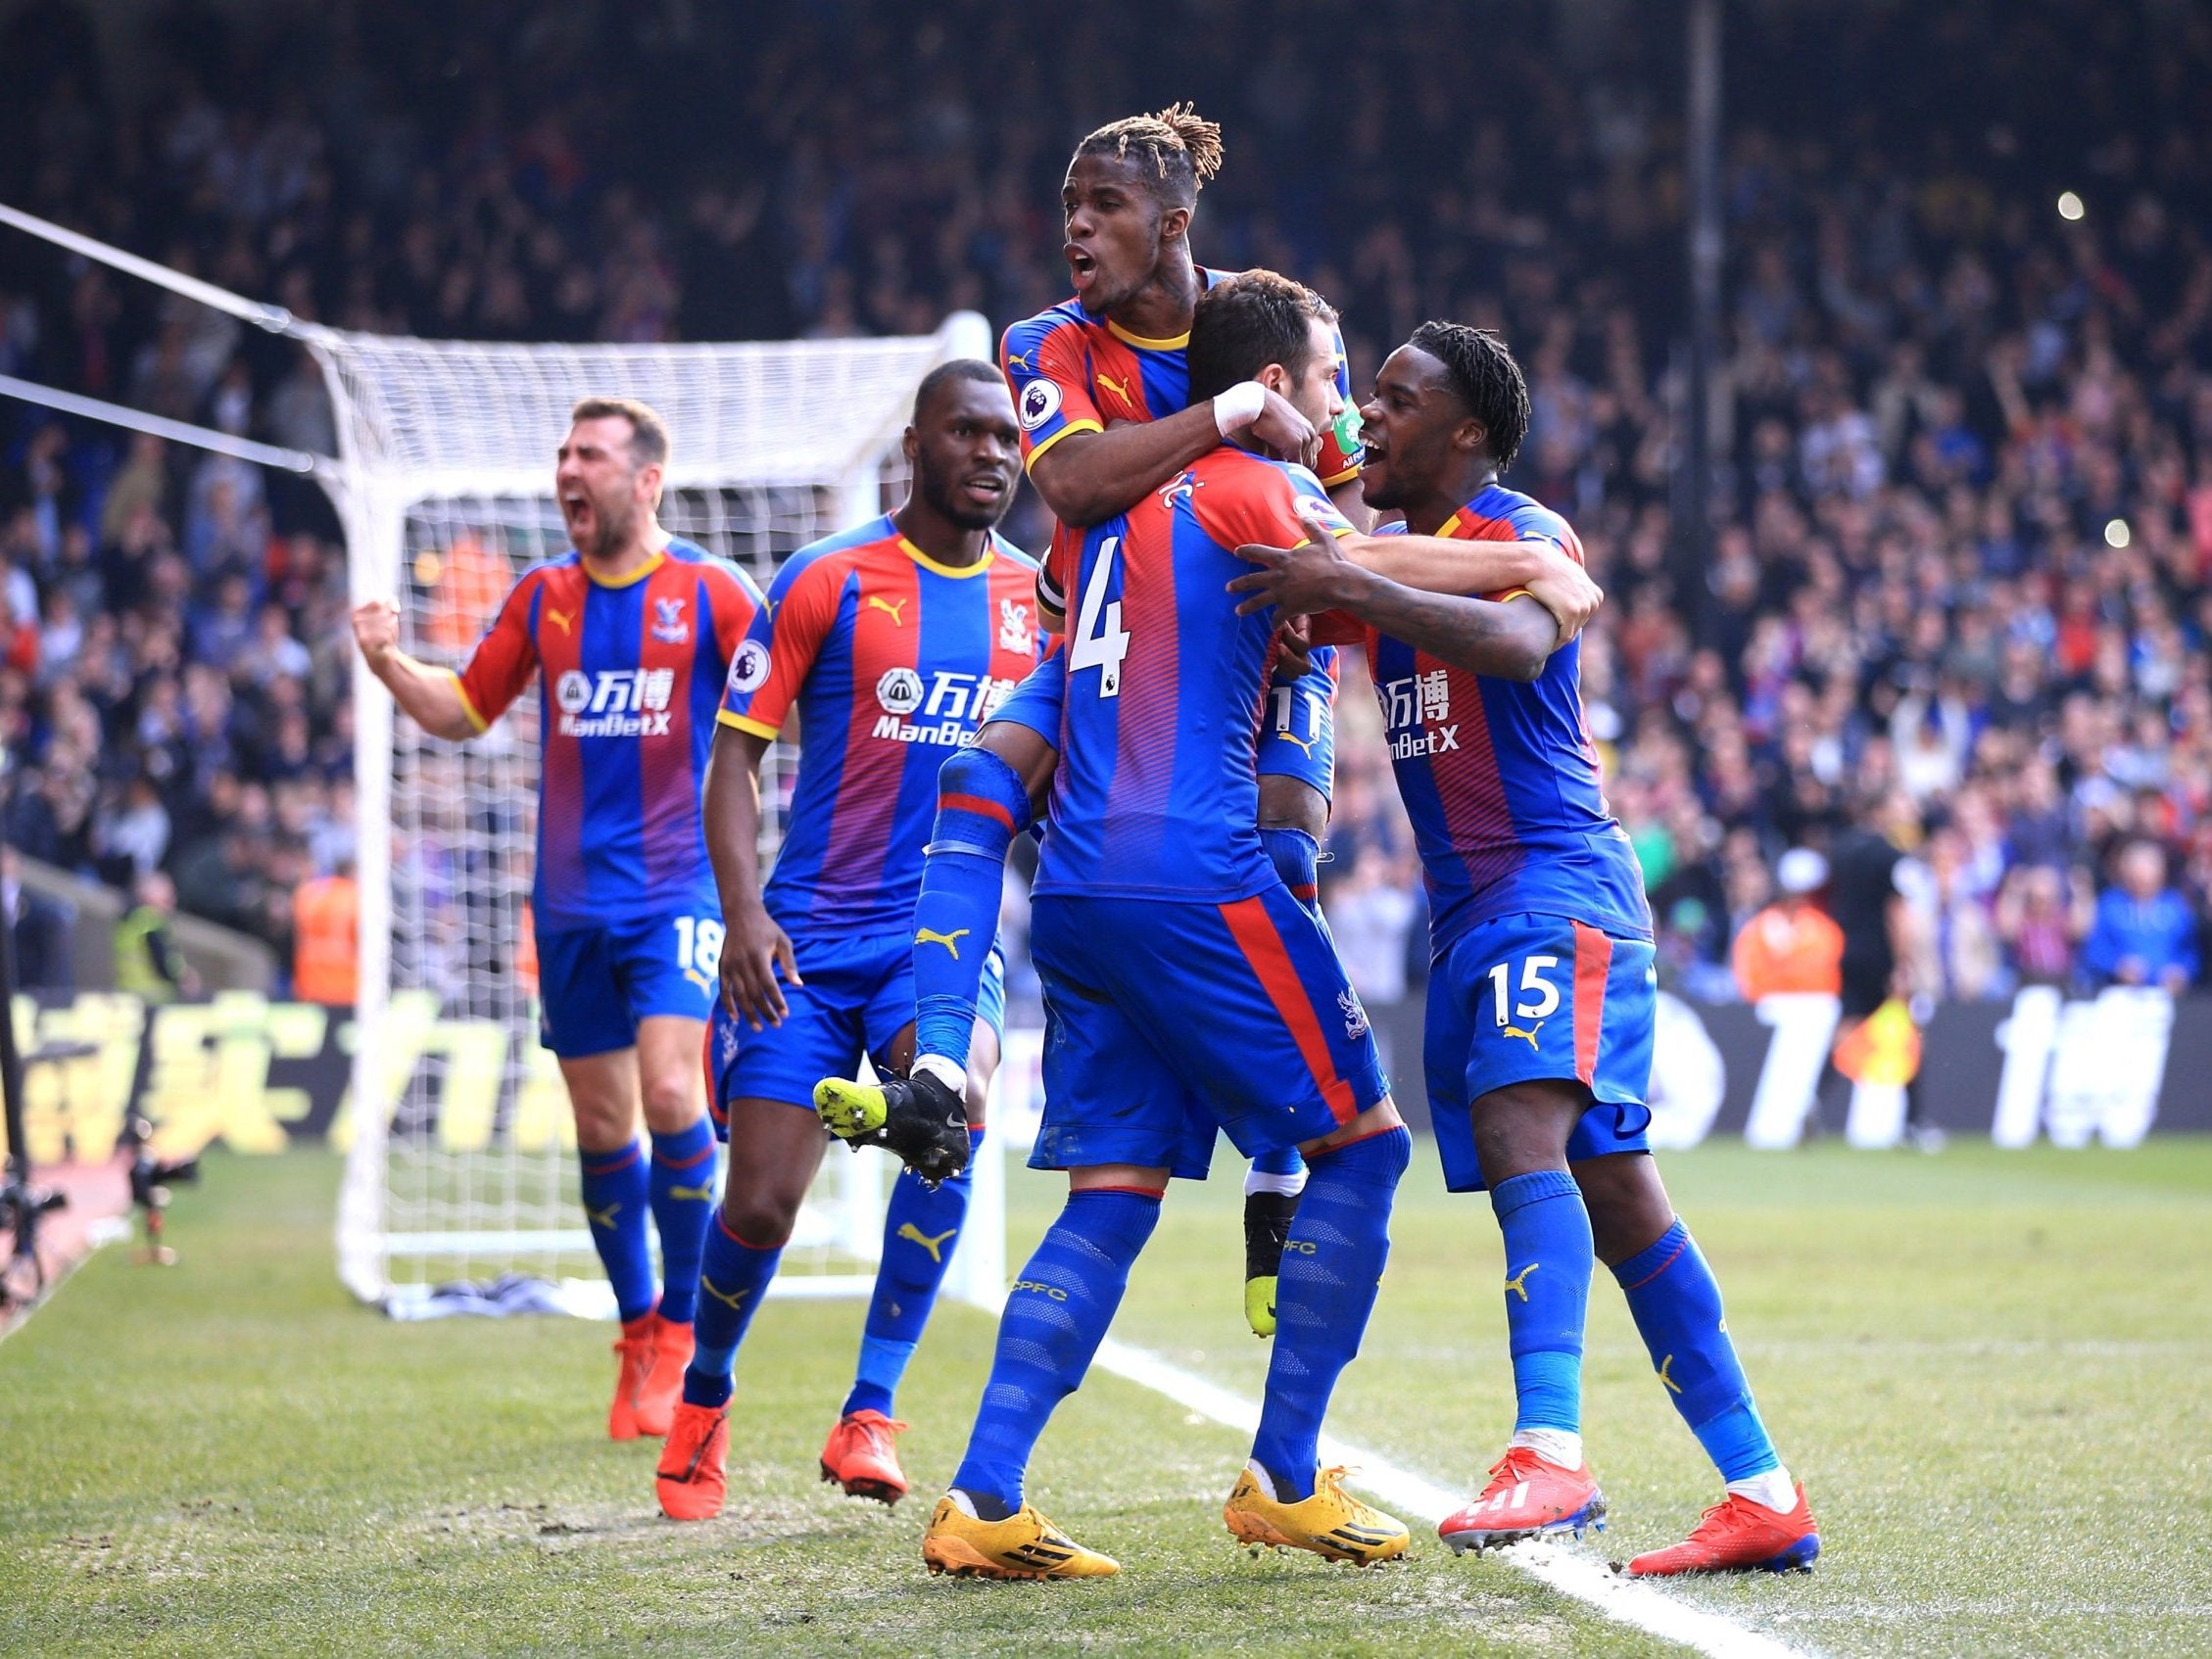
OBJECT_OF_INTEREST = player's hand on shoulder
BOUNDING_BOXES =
[1227,508,1359,618]
[720,902,802,1030]
[351,597,402,668]
[1525,545,1603,646]
[1243,388,1319,467]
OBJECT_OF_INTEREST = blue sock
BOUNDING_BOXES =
[1249,1127,1410,1498]
[1261,826,1321,910]
[950,1186,1161,1515]
[913,747,1032,1067]
[1491,1169,1593,1438]
[681,1211,785,1408]
[843,1125,986,1418]
[648,1117,717,1327]
[579,1141,655,1325]
[1613,1218,1781,1481]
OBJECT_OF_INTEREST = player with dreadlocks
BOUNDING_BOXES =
[1228,322,1822,1576]
[813,109,1604,1342]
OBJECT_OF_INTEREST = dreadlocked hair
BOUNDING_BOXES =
[1409,320,1532,471]
[1075,103,1225,207]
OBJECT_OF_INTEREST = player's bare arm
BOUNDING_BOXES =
[702,724,800,1029]
[1228,523,1556,683]
[1029,397,1317,528]
[350,597,479,741]
[1229,511,1601,642]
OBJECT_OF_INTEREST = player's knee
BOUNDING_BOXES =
[1469,1081,1584,1182]
[1572,1153,1672,1265]
[1255,775,1327,840]
[936,743,1036,841]
[968,722,1055,811]
[567,1093,633,1154]
[638,1068,702,1134]
[716,1182,801,1250]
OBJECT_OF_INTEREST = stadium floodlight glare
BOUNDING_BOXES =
[2057,191,2086,220]
[2104,518,2131,548]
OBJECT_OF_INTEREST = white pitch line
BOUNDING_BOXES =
[1092,1336,1814,1659]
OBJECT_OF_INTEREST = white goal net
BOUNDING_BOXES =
[319,312,1008,1315]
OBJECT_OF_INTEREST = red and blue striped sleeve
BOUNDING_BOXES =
[452,569,543,733]
[718,549,842,739]
[1003,309,1104,472]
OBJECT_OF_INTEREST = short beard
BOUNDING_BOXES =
[586,497,640,559]
[919,470,1006,534]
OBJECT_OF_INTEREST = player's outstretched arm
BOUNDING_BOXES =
[702,724,801,1029]
[1232,512,1602,647]
[1030,389,1317,528]
[350,598,481,741]
[1227,521,1557,683]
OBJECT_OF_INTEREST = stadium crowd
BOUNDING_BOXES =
[1,0,2208,1010]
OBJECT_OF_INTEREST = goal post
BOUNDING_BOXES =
[319,311,1009,1315]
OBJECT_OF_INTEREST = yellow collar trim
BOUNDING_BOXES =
[585,547,665,589]
[1432,510,1466,540]
[899,536,995,579]
[1106,317,1189,351]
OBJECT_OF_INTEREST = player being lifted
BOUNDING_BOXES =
[353,398,760,1442]
[917,272,1415,1581]
[817,107,1600,1332]
[651,363,1042,1522]
[1229,323,1822,1576]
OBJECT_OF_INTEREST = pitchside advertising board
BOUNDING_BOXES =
[10,985,2208,1162]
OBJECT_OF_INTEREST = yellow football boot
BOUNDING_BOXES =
[1224,1464,1409,1566]
[921,1493,1120,1580]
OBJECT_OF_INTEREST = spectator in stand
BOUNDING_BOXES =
[2081,840,2200,994]
[3,847,75,992]
[0,0,2206,1005]
[1731,848,1844,1002]
[113,870,198,1003]
[1995,864,2093,988]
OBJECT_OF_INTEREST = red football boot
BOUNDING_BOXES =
[1626,1485,1820,1576]
[818,1409,912,1505]
[607,1318,660,1441]
[634,1317,691,1439]
[655,1401,730,1521]
[1438,1446,1608,1554]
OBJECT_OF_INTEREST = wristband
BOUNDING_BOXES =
[1213,380,1268,436]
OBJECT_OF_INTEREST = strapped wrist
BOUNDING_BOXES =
[1213,380,1268,437]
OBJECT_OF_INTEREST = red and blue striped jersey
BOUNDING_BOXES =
[453,538,763,933]
[1361,487,1651,951]
[718,515,1043,938]
[1034,450,1353,902]
[1001,266,1362,613]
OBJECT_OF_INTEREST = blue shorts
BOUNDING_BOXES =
[1028,886,1388,1180]
[537,911,718,1058]
[1254,653,1338,803]
[704,926,1005,1133]
[1425,913,1657,1193]
[984,645,1066,748]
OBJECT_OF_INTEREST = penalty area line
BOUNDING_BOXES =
[1091,1336,1815,1659]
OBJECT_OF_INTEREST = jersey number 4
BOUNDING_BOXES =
[1071,534,1130,698]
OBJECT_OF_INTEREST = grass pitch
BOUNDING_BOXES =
[2,1140,2208,1657]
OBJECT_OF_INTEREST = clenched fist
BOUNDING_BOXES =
[351,598,402,670]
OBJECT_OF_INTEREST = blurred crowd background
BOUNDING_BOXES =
[1,0,2209,1014]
